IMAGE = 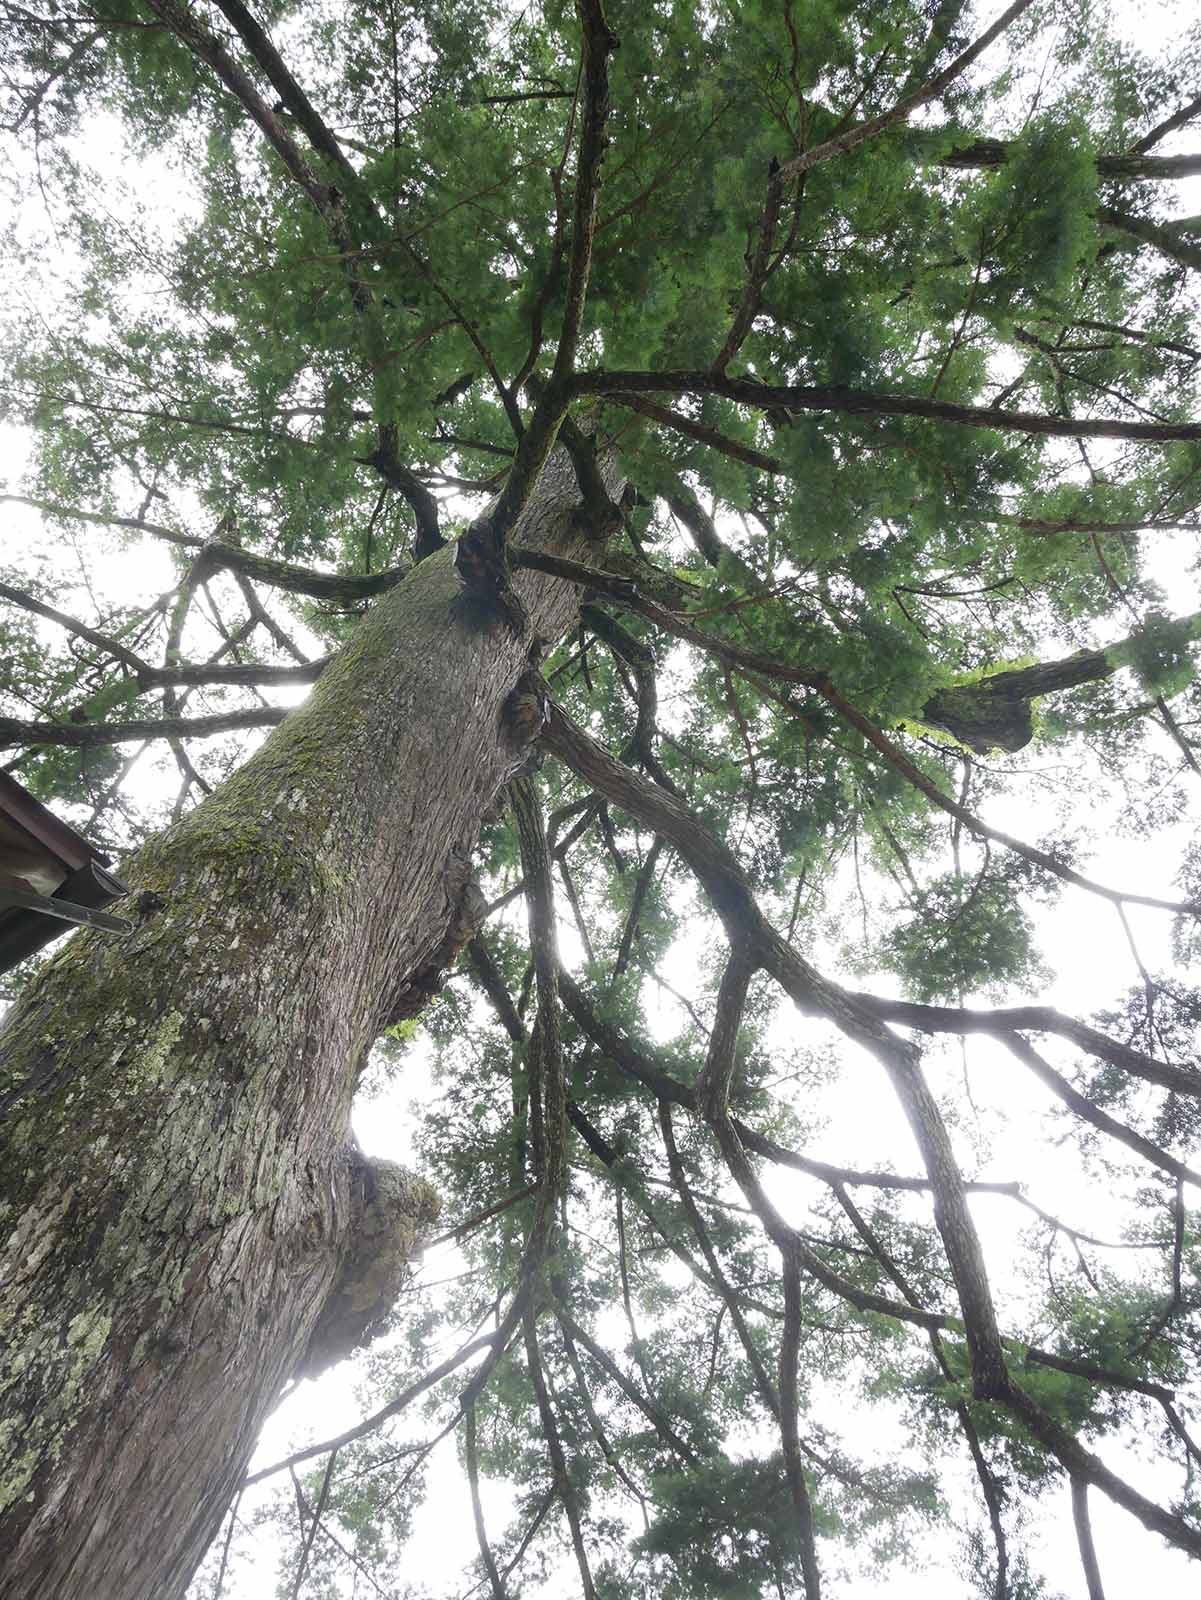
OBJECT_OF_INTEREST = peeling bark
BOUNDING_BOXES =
[0,449,611,1600]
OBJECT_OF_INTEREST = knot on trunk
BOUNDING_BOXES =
[296,1156,440,1380]
[920,683,1034,754]
[380,855,488,1027]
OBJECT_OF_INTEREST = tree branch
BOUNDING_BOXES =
[771,0,1037,187]
[575,369,1201,443]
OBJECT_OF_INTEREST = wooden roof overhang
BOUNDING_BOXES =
[0,771,131,976]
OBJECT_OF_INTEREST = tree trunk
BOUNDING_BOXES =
[0,450,603,1600]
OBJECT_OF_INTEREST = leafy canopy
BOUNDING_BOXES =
[2,0,1201,1595]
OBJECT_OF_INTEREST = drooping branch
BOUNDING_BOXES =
[832,1183,1012,1597]
[0,566,328,690]
[510,775,567,1202]
[658,1103,780,1418]
[557,1310,699,1464]
[553,1315,650,1523]
[692,950,822,1597]
[1001,1034,1201,1188]
[664,477,734,567]
[779,1253,822,1600]
[242,1330,503,1485]
[521,1310,597,1600]
[515,555,1199,917]
[540,707,1201,1553]
[570,1009,1175,1408]
[559,964,1019,1199]
[816,677,1201,917]
[608,393,785,472]
[0,580,155,677]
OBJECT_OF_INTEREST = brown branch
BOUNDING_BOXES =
[537,708,1201,1546]
[556,1310,699,1464]
[144,0,343,227]
[612,837,662,982]
[779,1255,822,1599]
[556,1315,650,1526]
[658,1103,780,1417]
[511,776,567,1201]
[0,707,288,751]
[557,962,1019,1201]
[549,1,618,391]
[452,0,617,616]
[833,1183,1011,1596]
[1002,1034,1201,1188]
[938,140,1201,182]
[1098,206,1201,273]
[575,368,1201,443]
[464,1403,507,1600]
[287,1448,338,1600]
[521,1310,597,1600]
[1072,1479,1107,1600]
[0,579,154,677]
[851,994,1201,1100]
[815,678,1201,917]
[241,1331,503,1485]
[362,423,444,561]
[611,393,784,472]
[1129,92,1201,156]
[517,552,1201,918]
[712,162,786,374]
[13,498,409,601]
[209,0,360,189]
[771,0,1038,187]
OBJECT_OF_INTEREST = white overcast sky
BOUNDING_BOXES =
[2,0,1200,1596]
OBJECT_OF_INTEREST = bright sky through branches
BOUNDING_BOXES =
[2,0,1201,1595]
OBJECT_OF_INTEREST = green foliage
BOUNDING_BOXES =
[878,868,1047,1002]
[3,0,1201,1595]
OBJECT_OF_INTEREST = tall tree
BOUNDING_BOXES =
[1,1,1200,1596]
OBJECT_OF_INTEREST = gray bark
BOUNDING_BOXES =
[0,449,605,1600]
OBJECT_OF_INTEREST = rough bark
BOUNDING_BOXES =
[0,448,608,1600]
[920,652,1112,751]
[920,610,1201,752]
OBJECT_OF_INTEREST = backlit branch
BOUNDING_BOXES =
[540,704,1201,1556]
[575,368,1201,443]
[771,0,1037,188]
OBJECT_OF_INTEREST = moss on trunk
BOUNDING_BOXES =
[0,450,610,1600]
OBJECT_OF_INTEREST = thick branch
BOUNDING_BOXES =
[853,994,1201,1099]
[1098,206,1201,273]
[575,369,1201,443]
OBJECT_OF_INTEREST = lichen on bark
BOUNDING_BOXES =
[0,446,616,1600]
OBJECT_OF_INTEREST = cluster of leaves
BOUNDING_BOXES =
[3,0,1201,1596]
